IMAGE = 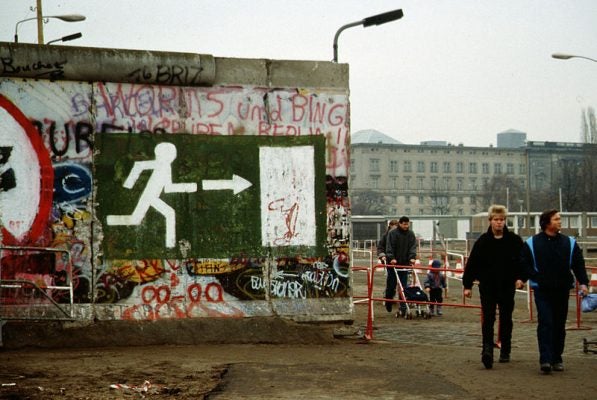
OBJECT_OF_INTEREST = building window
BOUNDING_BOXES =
[392,176,398,189]
[431,176,438,189]
[370,176,379,189]
[469,162,477,174]
[419,208,425,215]
[430,162,438,173]
[417,161,425,173]
[418,196,424,204]
[456,162,464,173]
[482,163,489,174]
[470,178,477,190]
[405,207,411,215]
[507,163,514,174]
[457,178,463,191]
[404,176,411,190]
[370,158,380,172]
[390,160,399,173]
[404,160,412,172]
[494,163,502,174]
[519,163,526,175]
[443,161,451,173]
[417,176,424,189]
[405,195,411,204]
[457,196,464,204]
[443,177,451,190]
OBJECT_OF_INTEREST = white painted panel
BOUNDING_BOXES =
[260,146,315,247]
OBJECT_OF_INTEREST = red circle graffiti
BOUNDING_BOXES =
[187,283,202,302]
[0,95,54,245]
[205,282,223,302]
[141,286,156,303]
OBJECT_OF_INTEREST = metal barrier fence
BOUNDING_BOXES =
[0,246,74,321]
[353,259,595,340]
[352,259,481,341]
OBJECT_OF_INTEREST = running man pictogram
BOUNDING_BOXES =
[107,142,197,248]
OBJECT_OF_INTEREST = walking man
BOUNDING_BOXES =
[107,142,197,248]
[385,216,417,316]
[463,205,524,369]
[521,209,589,374]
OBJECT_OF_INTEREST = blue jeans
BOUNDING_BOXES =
[533,288,570,364]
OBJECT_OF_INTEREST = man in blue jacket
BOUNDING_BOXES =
[521,209,589,374]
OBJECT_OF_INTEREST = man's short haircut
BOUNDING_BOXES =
[488,204,507,220]
[539,209,559,231]
[398,216,409,223]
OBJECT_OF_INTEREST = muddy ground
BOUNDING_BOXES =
[1,271,596,399]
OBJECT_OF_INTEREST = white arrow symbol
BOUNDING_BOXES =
[202,174,252,195]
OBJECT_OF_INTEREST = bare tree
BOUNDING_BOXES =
[581,107,597,144]
[480,174,524,211]
[350,190,386,214]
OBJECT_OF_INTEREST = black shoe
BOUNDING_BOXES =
[385,302,393,312]
[499,354,510,363]
[482,348,493,369]
[540,363,552,374]
[552,363,564,372]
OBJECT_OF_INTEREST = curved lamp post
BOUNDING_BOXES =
[333,9,404,62]
[47,32,83,45]
[552,53,597,63]
[14,14,86,44]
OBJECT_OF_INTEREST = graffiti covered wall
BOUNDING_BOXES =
[0,43,351,322]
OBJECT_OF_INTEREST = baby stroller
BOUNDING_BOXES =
[395,266,431,319]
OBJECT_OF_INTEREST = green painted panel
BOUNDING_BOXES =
[96,133,326,259]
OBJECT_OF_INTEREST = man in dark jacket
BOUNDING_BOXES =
[463,205,524,369]
[521,209,589,374]
[385,216,417,315]
[377,219,399,264]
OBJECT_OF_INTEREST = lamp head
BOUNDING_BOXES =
[362,9,403,27]
[54,14,86,22]
[552,53,573,60]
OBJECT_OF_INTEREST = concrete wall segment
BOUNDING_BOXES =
[0,43,351,326]
[0,41,216,86]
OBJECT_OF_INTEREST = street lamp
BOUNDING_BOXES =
[333,9,404,62]
[47,32,83,45]
[14,14,86,44]
[552,53,597,63]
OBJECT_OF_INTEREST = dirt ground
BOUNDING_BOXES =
[1,271,596,399]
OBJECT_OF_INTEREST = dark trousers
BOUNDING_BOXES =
[480,288,515,355]
[429,287,443,305]
[533,288,570,364]
[385,267,408,311]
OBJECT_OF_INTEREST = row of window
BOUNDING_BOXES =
[390,207,470,216]
[387,195,469,205]
[363,159,525,175]
[359,176,526,191]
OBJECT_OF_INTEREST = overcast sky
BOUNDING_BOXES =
[2,0,596,146]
